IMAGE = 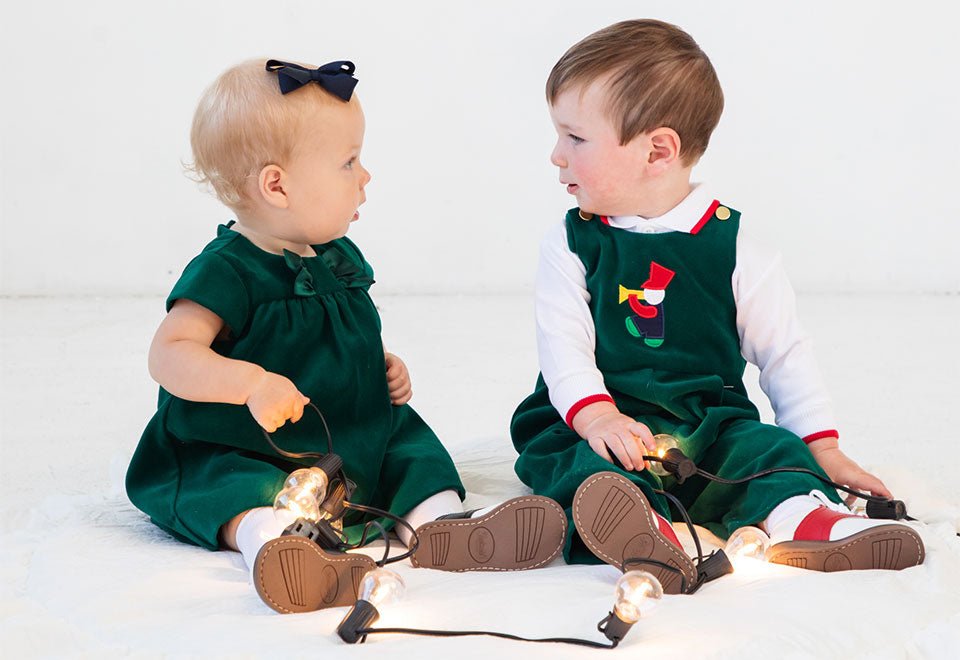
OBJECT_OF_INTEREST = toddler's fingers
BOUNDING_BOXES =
[387,372,408,389]
[618,431,646,471]
[861,473,892,499]
[603,434,635,471]
[390,382,412,403]
[630,423,655,451]
[587,437,614,464]
[290,400,305,423]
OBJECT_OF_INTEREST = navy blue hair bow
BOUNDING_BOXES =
[265,59,358,101]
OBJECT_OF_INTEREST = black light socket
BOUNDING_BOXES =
[865,498,908,520]
[313,452,344,480]
[337,599,380,644]
[598,611,633,645]
[660,448,697,483]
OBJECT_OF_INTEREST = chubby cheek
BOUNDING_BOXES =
[570,153,604,190]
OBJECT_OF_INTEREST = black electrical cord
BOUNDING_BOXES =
[260,404,424,561]
[343,501,420,565]
[351,626,617,649]
[260,401,334,458]
[642,452,920,520]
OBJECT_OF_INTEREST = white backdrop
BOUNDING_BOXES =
[2,0,959,296]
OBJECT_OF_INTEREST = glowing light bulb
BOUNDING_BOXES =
[338,568,405,644]
[358,568,405,608]
[273,485,321,522]
[724,526,771,566]
[283,467,330,501]
[648,434,679,476]
[613,570,663,624]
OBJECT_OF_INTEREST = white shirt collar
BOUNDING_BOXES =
[606,183,715,233]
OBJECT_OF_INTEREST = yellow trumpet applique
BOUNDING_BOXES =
[618,285,644,304]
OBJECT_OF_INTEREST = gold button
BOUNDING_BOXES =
[578,210,594,221]
[715,206,731,220]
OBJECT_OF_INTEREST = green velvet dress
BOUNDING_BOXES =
[127,224,464,550]
[511,206,840,564]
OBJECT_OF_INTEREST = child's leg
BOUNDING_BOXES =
[669,418,839,537]
[762,491,924,571]
[375,405,566,571]
[408,494,567,572]
[397,490,463,546]
[512,401,670,565]
[571,471,697,594]
[672,418,923,571]
[224,506,377,614]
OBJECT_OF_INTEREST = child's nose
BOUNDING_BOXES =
[550,143,567,168]
[360,165,371,187]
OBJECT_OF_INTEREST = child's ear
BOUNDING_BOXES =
[257,164,290,209]
[646,128,681,175]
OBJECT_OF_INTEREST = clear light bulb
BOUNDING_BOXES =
[273,485,321,522]
[724,526,771,566]
[358,568,405,608]
[613,570,663,624]
[648,434,679,476]
[283,467,329,502]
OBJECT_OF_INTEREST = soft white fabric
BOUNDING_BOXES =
[234,507,297,574]
[3,295,958,659]
[536,183,837,438]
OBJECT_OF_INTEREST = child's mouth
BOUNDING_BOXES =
[567,184,579,194]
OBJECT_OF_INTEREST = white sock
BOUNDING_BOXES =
[398,490,463,546]
[235,507,298,575]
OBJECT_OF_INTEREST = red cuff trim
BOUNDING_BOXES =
[690,199,720,235]
[565,394,615,428]
[599,215,610,225]
[803,430,839,445]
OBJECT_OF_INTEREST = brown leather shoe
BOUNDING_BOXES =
[253,535,376,613]
[572,472,697,594]
[767,502,925,571]
[411,495,566,572]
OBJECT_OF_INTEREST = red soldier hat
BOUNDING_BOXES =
[642,262,676,290]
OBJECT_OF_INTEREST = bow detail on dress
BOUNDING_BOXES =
[283,250,317,297]
[265,60,358,100]
[320,246,374,289]
[283,246,374,297]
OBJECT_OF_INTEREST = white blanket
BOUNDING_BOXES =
[2,295,958,659]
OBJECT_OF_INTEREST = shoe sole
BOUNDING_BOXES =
[572,472,696,595]
[411,496,567,571]
[253,535,377,613]
[768,525,924,572]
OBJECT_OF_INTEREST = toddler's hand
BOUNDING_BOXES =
[581,410,655,472]
[385,352,412,405]
[246,371,309,433]
[810,445,893,505]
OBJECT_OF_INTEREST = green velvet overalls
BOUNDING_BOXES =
[511,206,840,564]
[127,224,464,550]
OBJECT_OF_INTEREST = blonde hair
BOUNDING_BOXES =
[546,19,723,165]
[187,59,339,210]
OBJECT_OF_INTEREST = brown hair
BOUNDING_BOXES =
[546,19,723,165]
[187,59,341,211]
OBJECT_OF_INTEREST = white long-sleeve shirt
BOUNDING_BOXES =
[536,183,838,443]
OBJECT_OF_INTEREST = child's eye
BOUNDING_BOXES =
[568,134,585,145]
[345,158,355,169]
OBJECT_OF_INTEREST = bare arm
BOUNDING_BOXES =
[148,299,307,431]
